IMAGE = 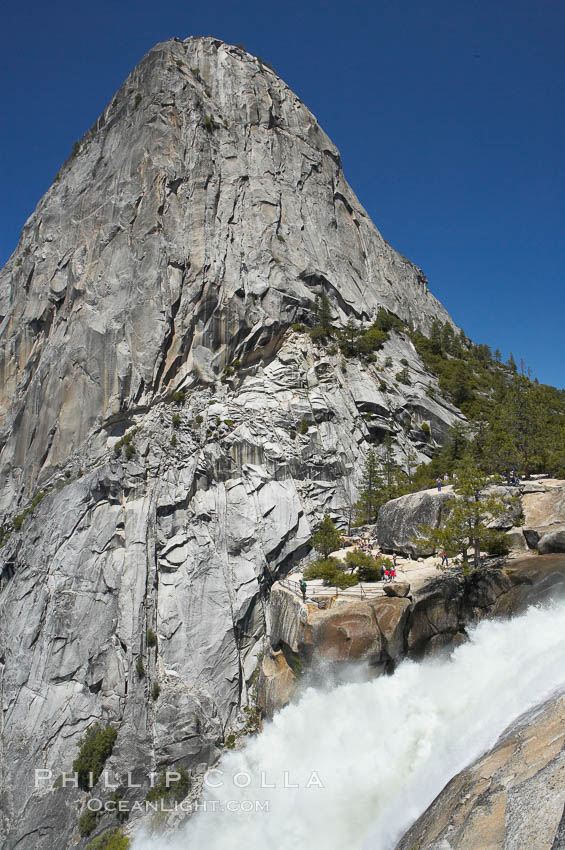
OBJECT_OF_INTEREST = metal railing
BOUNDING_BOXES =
[278,577,385,603]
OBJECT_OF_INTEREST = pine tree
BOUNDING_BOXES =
[429,320,443,355]
[314,292,332,332]
[310,514,342,558]
[507,352,517,372]
[356,449,384,523]
[441,323,455,355]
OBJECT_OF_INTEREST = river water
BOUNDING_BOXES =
[133,597,565,850]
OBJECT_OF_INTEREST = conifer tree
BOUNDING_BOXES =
[356,449,384,523]
[429,320,443,355]
[310,513,342,558]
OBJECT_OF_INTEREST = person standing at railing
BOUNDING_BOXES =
[300,579,307,602]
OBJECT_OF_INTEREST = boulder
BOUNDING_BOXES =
[377,489,453,556]
[505,526,528,552]
[537,528,565,555]
[523,527,541,549]
[383,581,411,597]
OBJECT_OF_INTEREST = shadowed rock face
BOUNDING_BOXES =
[0,37,465,848]
[395,692,565,850]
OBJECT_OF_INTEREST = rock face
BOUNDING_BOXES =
[0,37,467,847]
[512,478,565,554]
[395,691,565,850]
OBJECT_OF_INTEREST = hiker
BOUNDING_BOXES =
[392,553,397,567]
[436,477,442,491]
[381,563,386,581]
[300,579,307,601]
[443,473,449,484]
[441,551,448,567]
[384,568,390,583]
[390,564,396,581]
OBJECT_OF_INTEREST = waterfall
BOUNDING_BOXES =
[133,598,565,850]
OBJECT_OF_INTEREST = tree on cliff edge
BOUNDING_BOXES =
[310,514,342,559]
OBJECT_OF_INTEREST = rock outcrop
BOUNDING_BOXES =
[395,691,565,850]
[0,36,466,848]
[259,555,565,714]
[377,487,453,555]
[376,480,552,557]
[520,479,565,554]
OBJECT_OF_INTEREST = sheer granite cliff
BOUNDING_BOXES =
[0,37,462,847]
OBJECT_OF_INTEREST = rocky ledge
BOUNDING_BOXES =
[258,555,565,716]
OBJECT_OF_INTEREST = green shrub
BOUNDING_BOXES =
[291,323,307,333]
[135,656,145,678]
[395,368,411,385]
[113,430,137,458]
[146,767,190,803]
[400,357,409,366]
[379,381,388,392]
[203,114,219,131]
[152,681,161,701]
[191,67,201,78]
[374,308,405,334]
[195,414,204,424]
[299,417,309,435]
[421,421,431,434]
[78,808,98,837]
[344,550,380,581]
[385,356,393,367]
[170,434,177,446]
[87,829,130,850]
[134,93,142,108]
[358,326,387,355]
[308,327,328,342]
[225,734,236,749]
[303,557,357,589]
[146,628,157,648]
[172,413,181,428]
[172,390,185,404]
[289,429,296,440]
[72,724,118,791]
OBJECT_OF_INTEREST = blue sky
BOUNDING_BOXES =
[1,0,563,386]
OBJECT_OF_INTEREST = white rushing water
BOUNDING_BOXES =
[133,599,565,850]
